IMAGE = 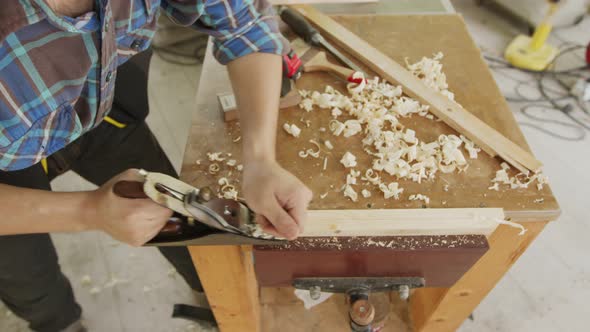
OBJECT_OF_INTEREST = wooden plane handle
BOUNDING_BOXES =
[303,51,356,82]
[113,180,182,235]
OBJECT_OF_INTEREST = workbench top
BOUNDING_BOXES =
[180,14,560,223]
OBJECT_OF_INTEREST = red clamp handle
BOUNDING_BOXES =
[283,50,303,80]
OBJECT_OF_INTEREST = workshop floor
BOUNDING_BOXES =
[1,1,589,331]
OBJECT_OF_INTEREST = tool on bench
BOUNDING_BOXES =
[302,49,364,84]
[113,171,285,246]
[280,6,366,76]
[281,49,304,96]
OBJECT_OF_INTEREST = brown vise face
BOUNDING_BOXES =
[253,235,489,288]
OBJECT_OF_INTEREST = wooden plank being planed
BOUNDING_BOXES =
[290,5,543,174]
[301,208,503,237]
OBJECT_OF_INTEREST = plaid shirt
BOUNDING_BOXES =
[0,0,287,171]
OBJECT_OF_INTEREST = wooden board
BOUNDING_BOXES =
[291,5,542,174]
[254,235,489,287]
[144,171,501,237]
[180,15,559,223]
[301,208,502,236]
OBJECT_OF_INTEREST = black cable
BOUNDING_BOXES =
[482,44,590,141]
[518,104,586,141]
[538,72,590,130]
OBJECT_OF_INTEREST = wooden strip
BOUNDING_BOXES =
[410,221,548,332]
[188,245,261,332]
[144,172,502,237]
[301,208,503,237]
[291,5,543,173]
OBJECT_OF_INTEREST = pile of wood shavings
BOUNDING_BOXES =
[290,53,548,203]
[196,151,243,199]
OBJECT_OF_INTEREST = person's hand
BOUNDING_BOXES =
[84,169,172,246]
[242,160,313,240]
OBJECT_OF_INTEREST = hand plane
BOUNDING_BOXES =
[113,170,286,246]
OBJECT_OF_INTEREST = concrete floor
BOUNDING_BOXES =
[1,1,589,331]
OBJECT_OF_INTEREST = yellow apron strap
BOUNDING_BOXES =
[40,158,48,174]
[103,115,127,128]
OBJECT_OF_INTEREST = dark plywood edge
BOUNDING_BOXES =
[254,235,489,288]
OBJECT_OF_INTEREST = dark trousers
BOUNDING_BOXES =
[0,51,202,332]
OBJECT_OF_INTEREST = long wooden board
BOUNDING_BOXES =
[291,5,543,174]
[302,208,503,237]
[144,172,502,237]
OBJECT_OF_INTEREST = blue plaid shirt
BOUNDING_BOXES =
[0,0,287,171]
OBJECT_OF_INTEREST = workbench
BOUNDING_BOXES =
[178,7,560,332]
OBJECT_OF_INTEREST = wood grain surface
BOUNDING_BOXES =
[180,14,560,223]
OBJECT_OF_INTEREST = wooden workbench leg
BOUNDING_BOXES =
[188,245,261,332]
[410,221,548,332]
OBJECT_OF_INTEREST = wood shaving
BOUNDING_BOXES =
[323,157,328,171]
[236,164,243,171]
[361,169,380,185]
[490,164,548,191]
[218,178,238,200]
[343,185,358,202]
[361,189,371,198]
[293,53,537,201]
[534,198,544,203]
[207,152,225,162]
[299,140,321,159]
[319,127,326,132]
[320,192,329,199]
[405,52,455,101]
[340,152,357,168]
[329,120,345,136]
[81,275,92,286]
[195,159,201,165]
[222,188,238,200]
[343,120,362,137]
[232,136,241,142]
[324,140,334,150]
[460,135,480,159]
[379,182,403,199]
[331,107,342,118]
[299,98,313,112]
[283,123,301,137]
[226,159,237,167]
[209,163,220,174]
[409,194,430,204]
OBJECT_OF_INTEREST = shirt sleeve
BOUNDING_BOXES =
[162,0,288,65]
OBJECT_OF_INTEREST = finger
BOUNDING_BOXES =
[263,200,299,240]
[256,215,283,238]
[284,189,313,233]
[256,214,280,237]
[255,214,272,229]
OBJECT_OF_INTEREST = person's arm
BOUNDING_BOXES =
[227,53,313,240]
[0,169,172,246]
[163,0,313,239]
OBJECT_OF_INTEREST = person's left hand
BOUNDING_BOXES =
[241,159,313,240]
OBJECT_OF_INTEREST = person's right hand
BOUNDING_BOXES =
[84,169,173,246]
